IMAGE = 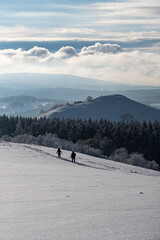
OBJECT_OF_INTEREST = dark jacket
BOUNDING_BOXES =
[57,148,62,156]
[71,151,76,159]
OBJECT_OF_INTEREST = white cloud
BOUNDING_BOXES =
[0,25,159,42]
[92,1,160,15]
[54,46,77,59]
[0,48,23,56]
[0,44,160,86]
[80,42,122,55]
[91,19,160,26]
[0,46,51,58]
[0,25,96,41]
[24,46,50,58]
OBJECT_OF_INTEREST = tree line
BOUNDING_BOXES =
[0,115,159,166]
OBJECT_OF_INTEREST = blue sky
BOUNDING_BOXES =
[0,0,160,42]
[0,0,160,86]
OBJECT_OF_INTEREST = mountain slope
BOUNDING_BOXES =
[47,94,160,121]
[0,142,160,240]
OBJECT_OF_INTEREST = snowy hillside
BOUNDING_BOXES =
[0,142,160,240]
[42,94,160,121]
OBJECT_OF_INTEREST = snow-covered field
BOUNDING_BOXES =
[0,142,160,240]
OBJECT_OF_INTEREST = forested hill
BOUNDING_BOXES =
[47,95,160,122]
[0,115,160,166]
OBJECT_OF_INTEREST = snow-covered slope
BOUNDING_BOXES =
[47,94,160,121]
[0,142,160,240]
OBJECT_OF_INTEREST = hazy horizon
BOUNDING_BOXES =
[0,72,160,90]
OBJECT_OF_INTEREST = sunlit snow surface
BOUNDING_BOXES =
[0,142,160,240]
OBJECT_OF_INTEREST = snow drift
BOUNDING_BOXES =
[0,142,160,240]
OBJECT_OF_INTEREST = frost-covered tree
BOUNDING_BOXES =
[110,148,129,163]
[85,96,93,101]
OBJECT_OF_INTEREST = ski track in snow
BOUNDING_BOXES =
[0,142,160,240]
[23,145,119,172]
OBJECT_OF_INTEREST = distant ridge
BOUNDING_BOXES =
[0,73,158,91]
[45,94,160,122]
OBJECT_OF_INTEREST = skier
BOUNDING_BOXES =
[71,151,76,163]
[56,147,62,158]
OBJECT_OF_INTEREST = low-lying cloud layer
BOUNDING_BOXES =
[0,43,160,86]
[54,46,77,59]
[80,43,122,55]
